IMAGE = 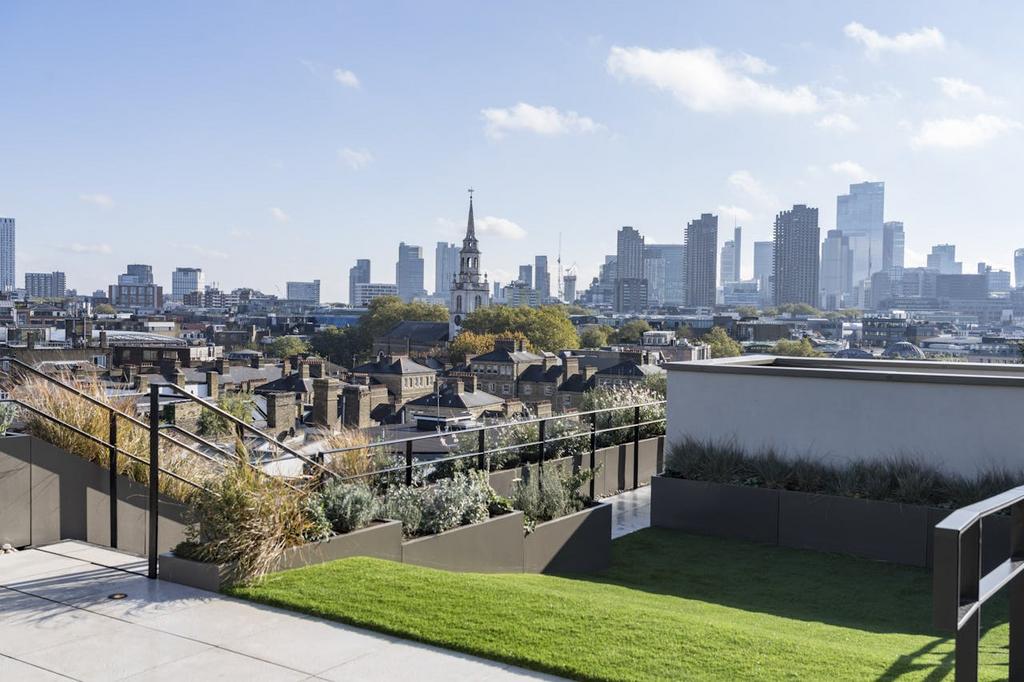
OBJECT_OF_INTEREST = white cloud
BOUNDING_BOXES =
[717,205,753,223]
[476,216,527,239]
[727,170,778,206]
[176,243,229,260]
[606,46,819,114]
[270,207,291,223]
[815,113,858,133]
[338,147,373,170]
[79,193,114,208]
[59,242,112,254]
[332,68,360,88]
[843,22,945,58]
[829,160,873,181]
[911,114,1021,150]
[481,103,603,139]
[934,76,989,101]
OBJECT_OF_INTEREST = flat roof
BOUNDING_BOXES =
[665,354,1024,388]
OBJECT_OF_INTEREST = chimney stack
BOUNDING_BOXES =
[206,371,219,400]
[312,377,340,428]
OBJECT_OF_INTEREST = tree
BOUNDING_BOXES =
[610,319,652,344]
[448,330,523,363]
[197,392,253,437]
[579,325,612,349]
[308,326,357,367]
[94,303,116,315]
[702,326,742,358]
[771,338,825,357]
[461,305,579,352]
[776,303,821,317]
[267,336,309,358]
[735,306,759,318]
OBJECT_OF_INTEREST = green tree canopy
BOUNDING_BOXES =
[94,303,116,315]
[610,319,652,344]
[579,325,612,349]
[776,303,822,317]
[460,306,579,352]
[702,326,742,358]
[735,306,759,318]
[448,330,532,363]
[268,336,310,358]
[771,338,825,357]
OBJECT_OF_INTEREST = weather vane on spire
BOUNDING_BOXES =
[468,187,474,200]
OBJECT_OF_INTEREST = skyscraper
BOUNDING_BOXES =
[732,226,742,283]
[0,218,14,292]
[1016,249,1024,289]
[720,225,742,285]
[753,241,774,305]
[171,267,204,302]
[819,230,853,310]
[518,264,533,287]
[615,226,647,313]
[773,205,820,307]
[396,242,426,302]
[836,181,884,286]
[643,244,684,306]
[643,249,666,307]
[534,255,550,301]
[882,221,905,282]
[450,191,490,336]
[349,259,371,306]
[25,272,66,299]
[563,274,577,303]
[927,244,962,274]
[684,214,717,308]
[433,243,459,302]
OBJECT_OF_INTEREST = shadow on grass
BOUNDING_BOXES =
[571,528,1008,640]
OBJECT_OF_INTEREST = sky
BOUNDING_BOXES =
[2,1,1023,301]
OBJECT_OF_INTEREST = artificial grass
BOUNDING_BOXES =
[227,528,1009,681]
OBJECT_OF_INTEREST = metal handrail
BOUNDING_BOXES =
[933,485,1024,681]
[159,382,339,480]
[316,399,667,456]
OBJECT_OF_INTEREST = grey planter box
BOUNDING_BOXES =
[159,520,404,591]
[402,511,526,573]
[595,436,664,496]
[650,475,780,545]
[0,434,188,555]
[778,491,930,566]
[524,502,611,574]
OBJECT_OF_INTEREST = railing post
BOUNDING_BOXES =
[108,411,118,549]
[1011,502,1024,681]
[405,439,413,486]
[632,405,641,490]
[956,522,982,682]
[589,412,597,500]
[477,429,486,472]
[537,418,546,491]
[148,384,159,580]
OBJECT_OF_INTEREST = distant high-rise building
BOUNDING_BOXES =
[882,221,905,282]
[977,263,1012,294]
[720,225,742,286]
[396,243,426,302]
[819,230,853,310]
[534,255,550,301]
[434,243,459,302]
[1016,249,1024,289]
[684,214,717,308]
[563,274,577,303]
[25,271,66,299]
[927,244,962,274]
[837,181,884,286]
[171,267,204,302]
[732,226,742,283]
[353,282,398,306]
[109,264,162,310]
[0,218,13,292]
[286,280,321,304]
[644,244,684,306]
[753,241,774,305]
[518,264,533,287]
[615,226,647,313]
[644,250,666,307]
[348,259,371,306]
[773,204,820,308]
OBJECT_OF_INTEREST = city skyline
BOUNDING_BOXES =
[3,2,1024,300]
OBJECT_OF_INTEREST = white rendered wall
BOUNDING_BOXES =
[667,368,1024,477]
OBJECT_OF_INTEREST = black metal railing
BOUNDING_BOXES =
[933,485,1024,680]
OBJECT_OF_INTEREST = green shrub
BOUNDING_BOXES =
[511,465,595,530]
[664,437,1024,509]
[321,481,379,534]
[381,471,498,538]
[0,401,17,435]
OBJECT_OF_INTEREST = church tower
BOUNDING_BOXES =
[449,189,490,339]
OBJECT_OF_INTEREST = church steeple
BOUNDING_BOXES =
[449,188,490,339]
[466,188,475,239]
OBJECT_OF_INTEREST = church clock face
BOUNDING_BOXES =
[453,314,462,326]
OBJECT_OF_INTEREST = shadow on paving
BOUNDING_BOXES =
[567,528,1008,640]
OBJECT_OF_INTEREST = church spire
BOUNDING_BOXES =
[466,188,475,238]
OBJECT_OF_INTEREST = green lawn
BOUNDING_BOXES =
[227,529,1009,681]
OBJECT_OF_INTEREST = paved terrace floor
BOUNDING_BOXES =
[0,541,565,681]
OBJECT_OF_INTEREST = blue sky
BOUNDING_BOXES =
[2,1,1022,301]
